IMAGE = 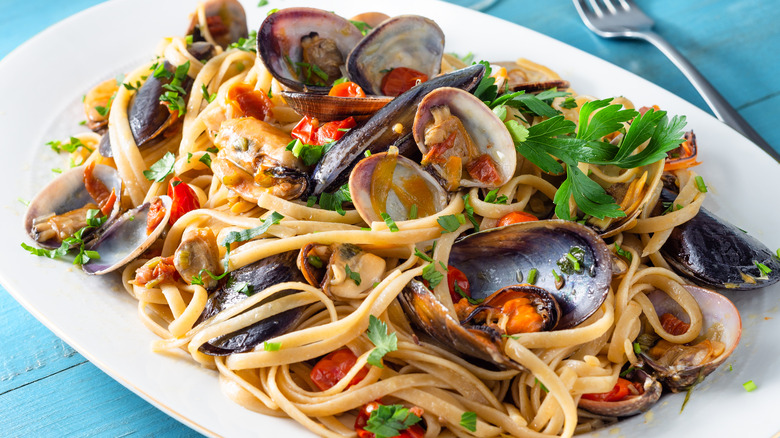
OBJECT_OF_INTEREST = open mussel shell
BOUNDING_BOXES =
[24,164,122,249]
[197,251,306,355]
[281,92,392,123]
[413,86,516,190]
[349,151,448,224]
[82,196,172,275]
[659,190,780,290]
[578,369,662,417]
[310,64,485,196]
[257,7,363,92]
[450,220,613,329]
[399,279,521,370]
[640,285,741,392]
[346,15,444,96]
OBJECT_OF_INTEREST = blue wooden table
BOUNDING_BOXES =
[1,0,778,436]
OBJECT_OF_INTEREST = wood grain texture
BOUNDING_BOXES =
[1,0,777,437]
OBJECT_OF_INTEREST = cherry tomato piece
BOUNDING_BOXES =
[226,82,273,121]
[447,266,471,303]
[310,347,368,391]
[167,177,200,225]
[497,211,538,227]
[581,378,643,402]
[328,81,366,98]
[315,117,357,145]
[291,116,319,145]
[146,197,167,235]
[380,67,428,97]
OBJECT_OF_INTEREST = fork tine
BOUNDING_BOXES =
[599,0,618,14]
[586,0,605,17]
[573,0,595,19]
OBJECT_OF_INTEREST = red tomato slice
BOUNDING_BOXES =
[167,177,200,225]
[447,266,471,303]
[291,115,320,145]
[315,117,357,145]
[310,347,368,391]
[328,81,366,98]
[226,82,273,121]
[380,67,428,97]
[581,378,642,402]
[497,211,538,227]
[146,197,167,235]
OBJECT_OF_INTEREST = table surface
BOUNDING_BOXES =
[2,0,778,436]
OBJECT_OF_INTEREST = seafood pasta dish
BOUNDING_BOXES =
[21,1,780,437]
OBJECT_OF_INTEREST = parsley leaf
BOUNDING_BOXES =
[422,263,444,288]
[143,152,176,182]
[228,30,258,52]
[286,139,324,166]
[364,404,421,438]
[345,264,361,285]
[350,20,373,36]
[366,315,398,368]
[460,411,477,432]
[484,188,508,204]
[437,215,461,233]
[462,194,480,232]
[318,184,352,216]
[380,212,399,232]
[201,84,216,103]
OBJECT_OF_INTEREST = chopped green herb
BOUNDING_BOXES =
[257,0,268,6]
[267,8,279,16]
[526,268,538,285]
[743,380,757,392]
[408,204,418,220]
[186,152,193,163]
[364,149,372,158]
[484,188,508,204]
[364,404,421,438]
[662,201,683,215]
[366,315,397,368]
[86,209,107,228]
[422,263,444,288]
[619,366,636,378]
[633,342,642,354]
[413,248,433,263]
[185,34,193,45]
[219,212,284,273]
[454,283,482,305]
[263,341,281,351]
[449,51,474,64]
[18,198,29,206]
[460,411,477,432]
[754,260,772,276]
[560,97,578,109]
[565,252,581,271]
[345,265,361,285]
[201,84,216,103]
[285,139,325,166]
[308,255,323,269]
[614,244,633,262]
[235,281,254,296]
[317,184,352,216]
[333,77,349,86]
[199,153,212,168]
[306,196,317,208]
[143,152,176,182]
[350,20,373,36]
[51,168,62,174]
[534,378,549,393]
[727,364,733,372]
[228,30,258,52]
[694,175,708,193]
[381,212,399,232]
[437,215,461,233]
[462,194,480,232]
[78,120,87,126]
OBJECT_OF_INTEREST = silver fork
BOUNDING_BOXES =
[573,0,779,162]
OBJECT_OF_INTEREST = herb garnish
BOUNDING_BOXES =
[364,404,421,438]
[143,152,176,182]
[366,315,398,368]
[460,411,477,432]
[380,213,399,232]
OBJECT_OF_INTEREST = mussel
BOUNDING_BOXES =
[310,64,485,196]
[659,189,780,289]
[399,220,613,368]
[413,87,516,190]
[298,243,386,299]
[349,149,448,224]
[257,7,364,92]
[345,15,445,96]
[197,251,307,355]
[638,285,741,392]
[281,92,393,123]
[212,117,309,201]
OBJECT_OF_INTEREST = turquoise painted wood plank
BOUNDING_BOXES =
[1,358,199,438]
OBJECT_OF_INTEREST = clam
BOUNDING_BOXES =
[298,243,386,298]
[349,149,448,224]
[257,7,364,92]
[212,117,308,201]
[492,59,570,93]
[82,196,173,275]
[659,189,780,290]
[310,64,485,196]
[197,251,307,355]
[639,285,741,392]
[413,87,516,191]
[24,164,122,249]
[578,368,663,417]
[186,0,248,49]
[398,220,613,368]
[345,15,444,96]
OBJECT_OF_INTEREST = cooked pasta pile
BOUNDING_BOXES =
[42,5,714,438]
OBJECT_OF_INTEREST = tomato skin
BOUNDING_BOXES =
[146,197,167,235]
[497,211,538,227]
[226,82,273,120]
[315,117,357,145]
[167,177,200,225]
[354,402,425,438]
[447,266,471,303]
[380,67,428,97]
[581,378,642,402]
[292,116,356,146]
[310,347,368,391]
[328,81,366,98]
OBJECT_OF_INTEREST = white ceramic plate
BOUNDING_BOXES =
[1,0,778,436]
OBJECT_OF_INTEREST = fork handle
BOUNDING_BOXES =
[636,30,779,161]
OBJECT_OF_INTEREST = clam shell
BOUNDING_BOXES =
[578,369,662,417]
[413,86,516,189]
[24,164,122,249]
[346,15,444,96]
[257,7,363,92]
[82,196,172,275]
